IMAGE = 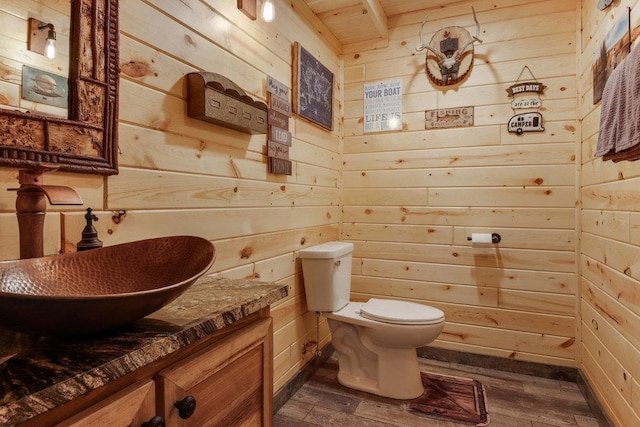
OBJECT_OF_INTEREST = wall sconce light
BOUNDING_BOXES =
[28,18,56,59]
[262,0,275,22]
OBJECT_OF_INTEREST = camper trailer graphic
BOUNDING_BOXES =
[508,112,544,135]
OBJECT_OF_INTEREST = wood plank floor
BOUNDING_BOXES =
[274,354,601,426]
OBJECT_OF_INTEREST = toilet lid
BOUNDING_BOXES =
[360,299,445,325]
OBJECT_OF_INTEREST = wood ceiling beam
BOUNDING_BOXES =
[362,0,388,40]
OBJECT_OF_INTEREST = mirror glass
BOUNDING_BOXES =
[0,0,119,175]
[0,2,70,118]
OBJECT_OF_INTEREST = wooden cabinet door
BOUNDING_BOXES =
[56,379,157,427]
[157,317,273,427]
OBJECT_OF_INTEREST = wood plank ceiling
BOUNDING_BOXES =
[292,0,452,53]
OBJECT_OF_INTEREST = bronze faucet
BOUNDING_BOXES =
[8,164,83,259]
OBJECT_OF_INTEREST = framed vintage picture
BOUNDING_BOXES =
[292,42,334,131]
[21,65,68,109]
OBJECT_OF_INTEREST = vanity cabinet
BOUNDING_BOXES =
[157,317,272,426]
[22,312,274,427]
[57,380,157,427]
[1,278,288,426]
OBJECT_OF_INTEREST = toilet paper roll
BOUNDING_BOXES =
[470,233,493,244]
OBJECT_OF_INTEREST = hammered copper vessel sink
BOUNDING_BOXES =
[0,236,215,336]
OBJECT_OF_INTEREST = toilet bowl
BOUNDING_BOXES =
[326,299,444,399]
[299,241,445,400]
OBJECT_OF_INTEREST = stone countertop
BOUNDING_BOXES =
[0,276,289,426]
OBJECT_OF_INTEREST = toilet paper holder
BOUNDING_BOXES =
[467,233,501,244]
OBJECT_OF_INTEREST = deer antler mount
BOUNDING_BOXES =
[416,7,483,87]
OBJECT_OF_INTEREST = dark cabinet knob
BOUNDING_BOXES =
[174,395,197,419]
[141,415,165,427]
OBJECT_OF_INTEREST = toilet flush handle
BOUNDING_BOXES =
[334,260,341,267]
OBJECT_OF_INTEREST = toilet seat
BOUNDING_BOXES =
[359,298,444,325]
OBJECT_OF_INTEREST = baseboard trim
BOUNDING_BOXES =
[416,346,578,381]
[576,370,615,427]
[273,343,334,414]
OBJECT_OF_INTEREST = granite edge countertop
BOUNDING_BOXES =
[0,276,289,425]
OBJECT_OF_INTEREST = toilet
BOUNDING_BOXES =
[299,241,445,400]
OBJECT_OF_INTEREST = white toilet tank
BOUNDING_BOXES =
[299,241,354,312]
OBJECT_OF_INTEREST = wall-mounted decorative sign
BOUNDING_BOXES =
[511,98,542,110]
[415,7,483,87]
[363,79,402,133]
[267,75,292,175]
[267,75,289,99]
[292,42,334,131]
[269,157,292,175]
[186,72,267,134]
[508,112,544,135]
[268,109,289,129]
[506,66,546,135]
[270,93,291,116]
[267,141,289,159]
[21,65,68,109]
[425,106,474,129]
[269,126,291,146]
[505,82,546,97]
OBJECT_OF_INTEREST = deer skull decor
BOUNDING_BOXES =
[416,7,483,86]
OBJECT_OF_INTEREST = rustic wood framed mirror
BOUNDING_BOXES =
[0,0,119,175]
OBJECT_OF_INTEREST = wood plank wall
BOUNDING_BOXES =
[0,0,340,393]
[579,0,640,425]
[342,0,579,367]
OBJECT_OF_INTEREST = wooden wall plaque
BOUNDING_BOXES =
[268,109,289,130]
[267,140,289,159]
[266,75,293,175]
[267,76,289,98]
[269,157,292,175]
[269,126,292,146]
[270,94,291,117]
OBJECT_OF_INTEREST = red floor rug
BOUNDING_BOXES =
[407,371,489,426]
